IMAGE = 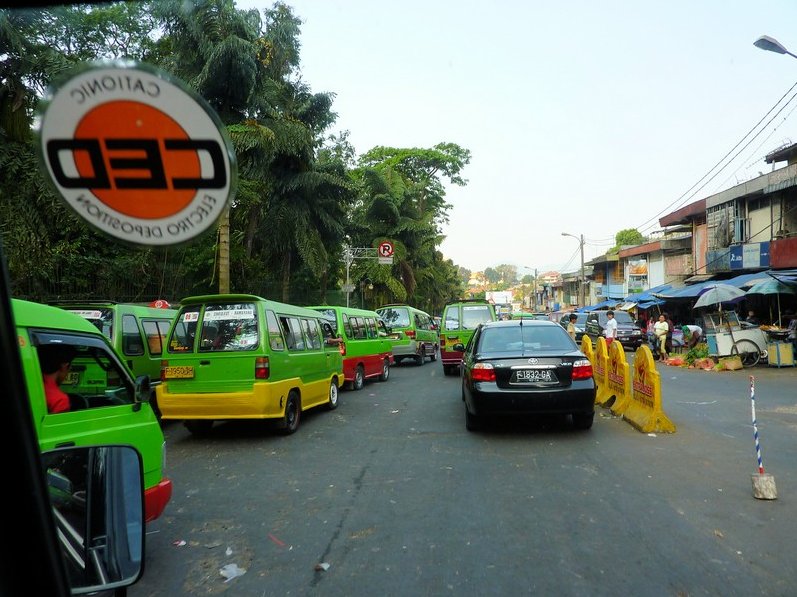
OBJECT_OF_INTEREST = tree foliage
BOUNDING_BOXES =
[0,1,469,309]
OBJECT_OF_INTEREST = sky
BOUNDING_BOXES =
[239,0,797,277]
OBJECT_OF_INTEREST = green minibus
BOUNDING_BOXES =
[375,304,439,365]
[14,299,172,523]
[157,294,344,436]
[439,299,497,375]
[52,301,177,417]
[308,305,394,390]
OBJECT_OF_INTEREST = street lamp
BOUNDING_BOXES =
[754,35,797,59]
[561,232,585,308]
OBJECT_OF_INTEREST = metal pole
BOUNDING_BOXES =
[579,234,585,308]
[344,246,352,307]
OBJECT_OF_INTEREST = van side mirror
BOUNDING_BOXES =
[42,446,144,594]
[134,375,151,404]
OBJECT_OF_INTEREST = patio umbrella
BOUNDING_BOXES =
[745,278,797,327]
[692,283,747,310]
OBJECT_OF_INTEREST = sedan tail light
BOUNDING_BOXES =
[572,359,593,380]
[471,362,496,382]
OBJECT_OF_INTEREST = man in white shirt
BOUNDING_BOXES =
[604,310,618,346]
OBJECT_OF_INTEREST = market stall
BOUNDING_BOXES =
[760,325,795,367]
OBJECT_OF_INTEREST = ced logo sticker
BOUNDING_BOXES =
[38,62,236,246]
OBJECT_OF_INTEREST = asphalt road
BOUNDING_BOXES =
[132,357,797,596]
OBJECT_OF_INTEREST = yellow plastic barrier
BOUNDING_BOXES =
[580,334,594,363]
[593,336,611,406]
[623,345,676,433]
[607,339,631,416]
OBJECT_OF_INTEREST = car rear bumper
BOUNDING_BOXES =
[145,478,172,522]
[440,348,463,366]
[465,383,595,416]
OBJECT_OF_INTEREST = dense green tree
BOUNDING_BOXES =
[609,228,646,253]
[484,267,500,284]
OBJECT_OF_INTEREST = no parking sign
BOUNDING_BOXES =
[378,241,394,264]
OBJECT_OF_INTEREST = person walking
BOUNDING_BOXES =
[654,314,669,361]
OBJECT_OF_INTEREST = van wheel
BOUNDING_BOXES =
[326,381,339,410]
[415,347,425,366]
[430,345,438,362]
[379,359,390,381]
[184,420,213,436]
[348,365,365,391]
[281,391,301,434]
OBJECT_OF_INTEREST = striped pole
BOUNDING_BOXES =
[750,375,765,475]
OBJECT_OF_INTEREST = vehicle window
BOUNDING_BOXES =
[36,334,134,413]
[121,314,144,356]
[301,318,322,350]
[377,319,390,336]
[199,303,258,352]
[169,306,200,352]
[342,314,354,339]
[613,311,634,324]
[443,307,460,331]
[365,317,378,339]
[68,308,114,338]
[314,308,339,334]
[141,319,170,356]
[266,310,285,351]
[479,325,573,353]
[378,307,410,328]
[351,316,367,339]
[461,305,493,330]
[281,317,306,351]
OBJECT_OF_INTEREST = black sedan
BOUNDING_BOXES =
[456,320,596,431]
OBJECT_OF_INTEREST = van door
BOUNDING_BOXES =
[29,331,163,492]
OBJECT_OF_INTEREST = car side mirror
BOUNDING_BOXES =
[42,446,144,595]
[134,375,151,410]
[452,343,465,351]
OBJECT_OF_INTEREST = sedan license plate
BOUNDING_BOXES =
[164,366,195,379]
[513,369,556,383]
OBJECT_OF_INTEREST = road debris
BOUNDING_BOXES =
[219,563,246,582]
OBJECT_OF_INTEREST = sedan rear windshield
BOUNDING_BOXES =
[478,325,574,353]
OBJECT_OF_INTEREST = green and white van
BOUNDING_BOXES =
[376,304,439,365]
[439,300,497,375]
[51,301,177,417]
[308,305,394,390]
[14,299,172,523]
[157,294,344,436]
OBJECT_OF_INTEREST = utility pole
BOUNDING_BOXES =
[579,234,585,308]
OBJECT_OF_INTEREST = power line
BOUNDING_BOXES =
[586,78,797,246]
[634,79,797,235]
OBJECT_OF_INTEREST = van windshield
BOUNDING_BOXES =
[461,305,493,330]
[199,303,259,352]
[66,308,114,339]
[378,307,410,328]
